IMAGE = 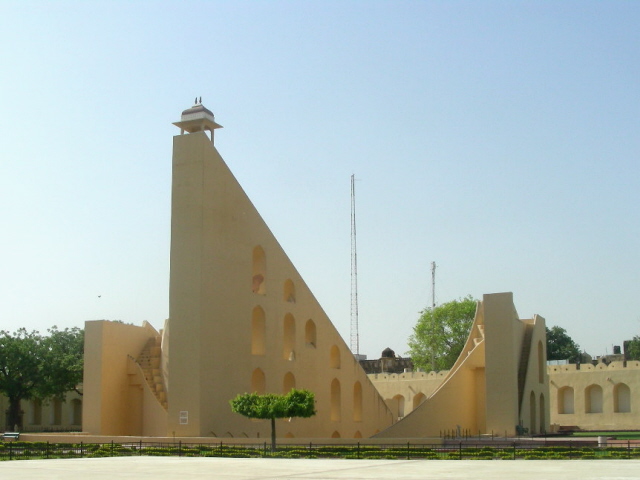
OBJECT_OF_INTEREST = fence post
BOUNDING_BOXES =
[459,442,462,460]
[111,440,114,457]
[80,441,84,458]
[628,440,631,460]
[406,441,410,460]
[357,442,360,459]
[9,442,12,461]
[569,440,572,459]
[179,440,182,457]
[220,440,223,455]
[513,442,516,460]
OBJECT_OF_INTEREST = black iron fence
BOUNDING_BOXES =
[1,440,640,461]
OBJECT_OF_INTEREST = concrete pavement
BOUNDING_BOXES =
[0,456,638,479]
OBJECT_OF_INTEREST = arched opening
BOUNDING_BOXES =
[539,393,545,434]
[353,382,363,422]
[305,319,317,347]
[330,345,341,369]
[614,383,631,413]
[392,394,405,418]
[558,387,574,414]
[354,431,362,438]
[30,399,42,425]
[251,368,266,394]
[529,391,537,434]
[251,306,266,355]
[585,384,603,413]
[284,432,295,438]
[537,341,544,383]
[71,399,82,426]
[283,279,296,303]
[252,246,266,294]
[52,398,62,425]
[283,313,296,360]
[331,431,341,438]
[412,392,426,411]
[283,372,296,393]
[331,378,341,422]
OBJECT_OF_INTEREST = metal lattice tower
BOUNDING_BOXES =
[350,174,359,356]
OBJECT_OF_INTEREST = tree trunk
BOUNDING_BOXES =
[7,396,23,431]
[270,417,276,453]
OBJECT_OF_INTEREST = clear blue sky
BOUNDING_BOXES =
[1,1,639,359]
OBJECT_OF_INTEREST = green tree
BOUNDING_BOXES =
[42,327,84,397]
[230,389,315,451]
[546,326,581,363]
[407,296,477,372]
[625,336,640,361]
[0,327,84,429]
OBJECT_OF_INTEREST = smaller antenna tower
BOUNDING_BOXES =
[431,261,436,309]
[350,174,359,356]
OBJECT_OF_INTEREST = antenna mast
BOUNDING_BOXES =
[431,261,436,309]
[350,174,359,356]
[430,261,436,369]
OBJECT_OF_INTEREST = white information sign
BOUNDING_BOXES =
[179,411,188,425]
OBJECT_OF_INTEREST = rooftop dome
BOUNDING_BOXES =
[381,347,396,358]
[173,98,222,138]
[180,103,215,120]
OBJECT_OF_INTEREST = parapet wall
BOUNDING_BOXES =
[548,360,640,373]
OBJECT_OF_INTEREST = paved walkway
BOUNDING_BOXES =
[0,457,638,479]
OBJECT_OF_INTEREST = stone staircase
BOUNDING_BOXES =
[136,336,168,410]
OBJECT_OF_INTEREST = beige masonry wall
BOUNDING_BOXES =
[370,293,549,438]
[548,361,640,430]
[82,104,393,439]
[371,361,640,435]
[370,371,448,420]
[83,320,167,436]
[165,124,392,439]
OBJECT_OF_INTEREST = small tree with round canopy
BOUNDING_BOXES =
[230,389,315,452]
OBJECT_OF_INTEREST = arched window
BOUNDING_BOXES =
[283,314,296,360]
[529,391,537,434]
[330,345,341,369]
[392,394,405,418]
[52,398,62,425]
[614,383,631,413]
[354,431,362,438]
[251,306,266,355]
[539,393,546,434]
[331,431,341,438]
[585,384,603,413]
[71,399,82,426]
[283,279,296,303]
[558,386,574,414]
[283,372,296,393]
[30,399,42,425]
[331,378,341,422]
[252,246,266,294]
[305,319,317,348]
[412,392,426,411]
[538,341,544,383]
[353,382,363,422]
[252,368,266,394]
